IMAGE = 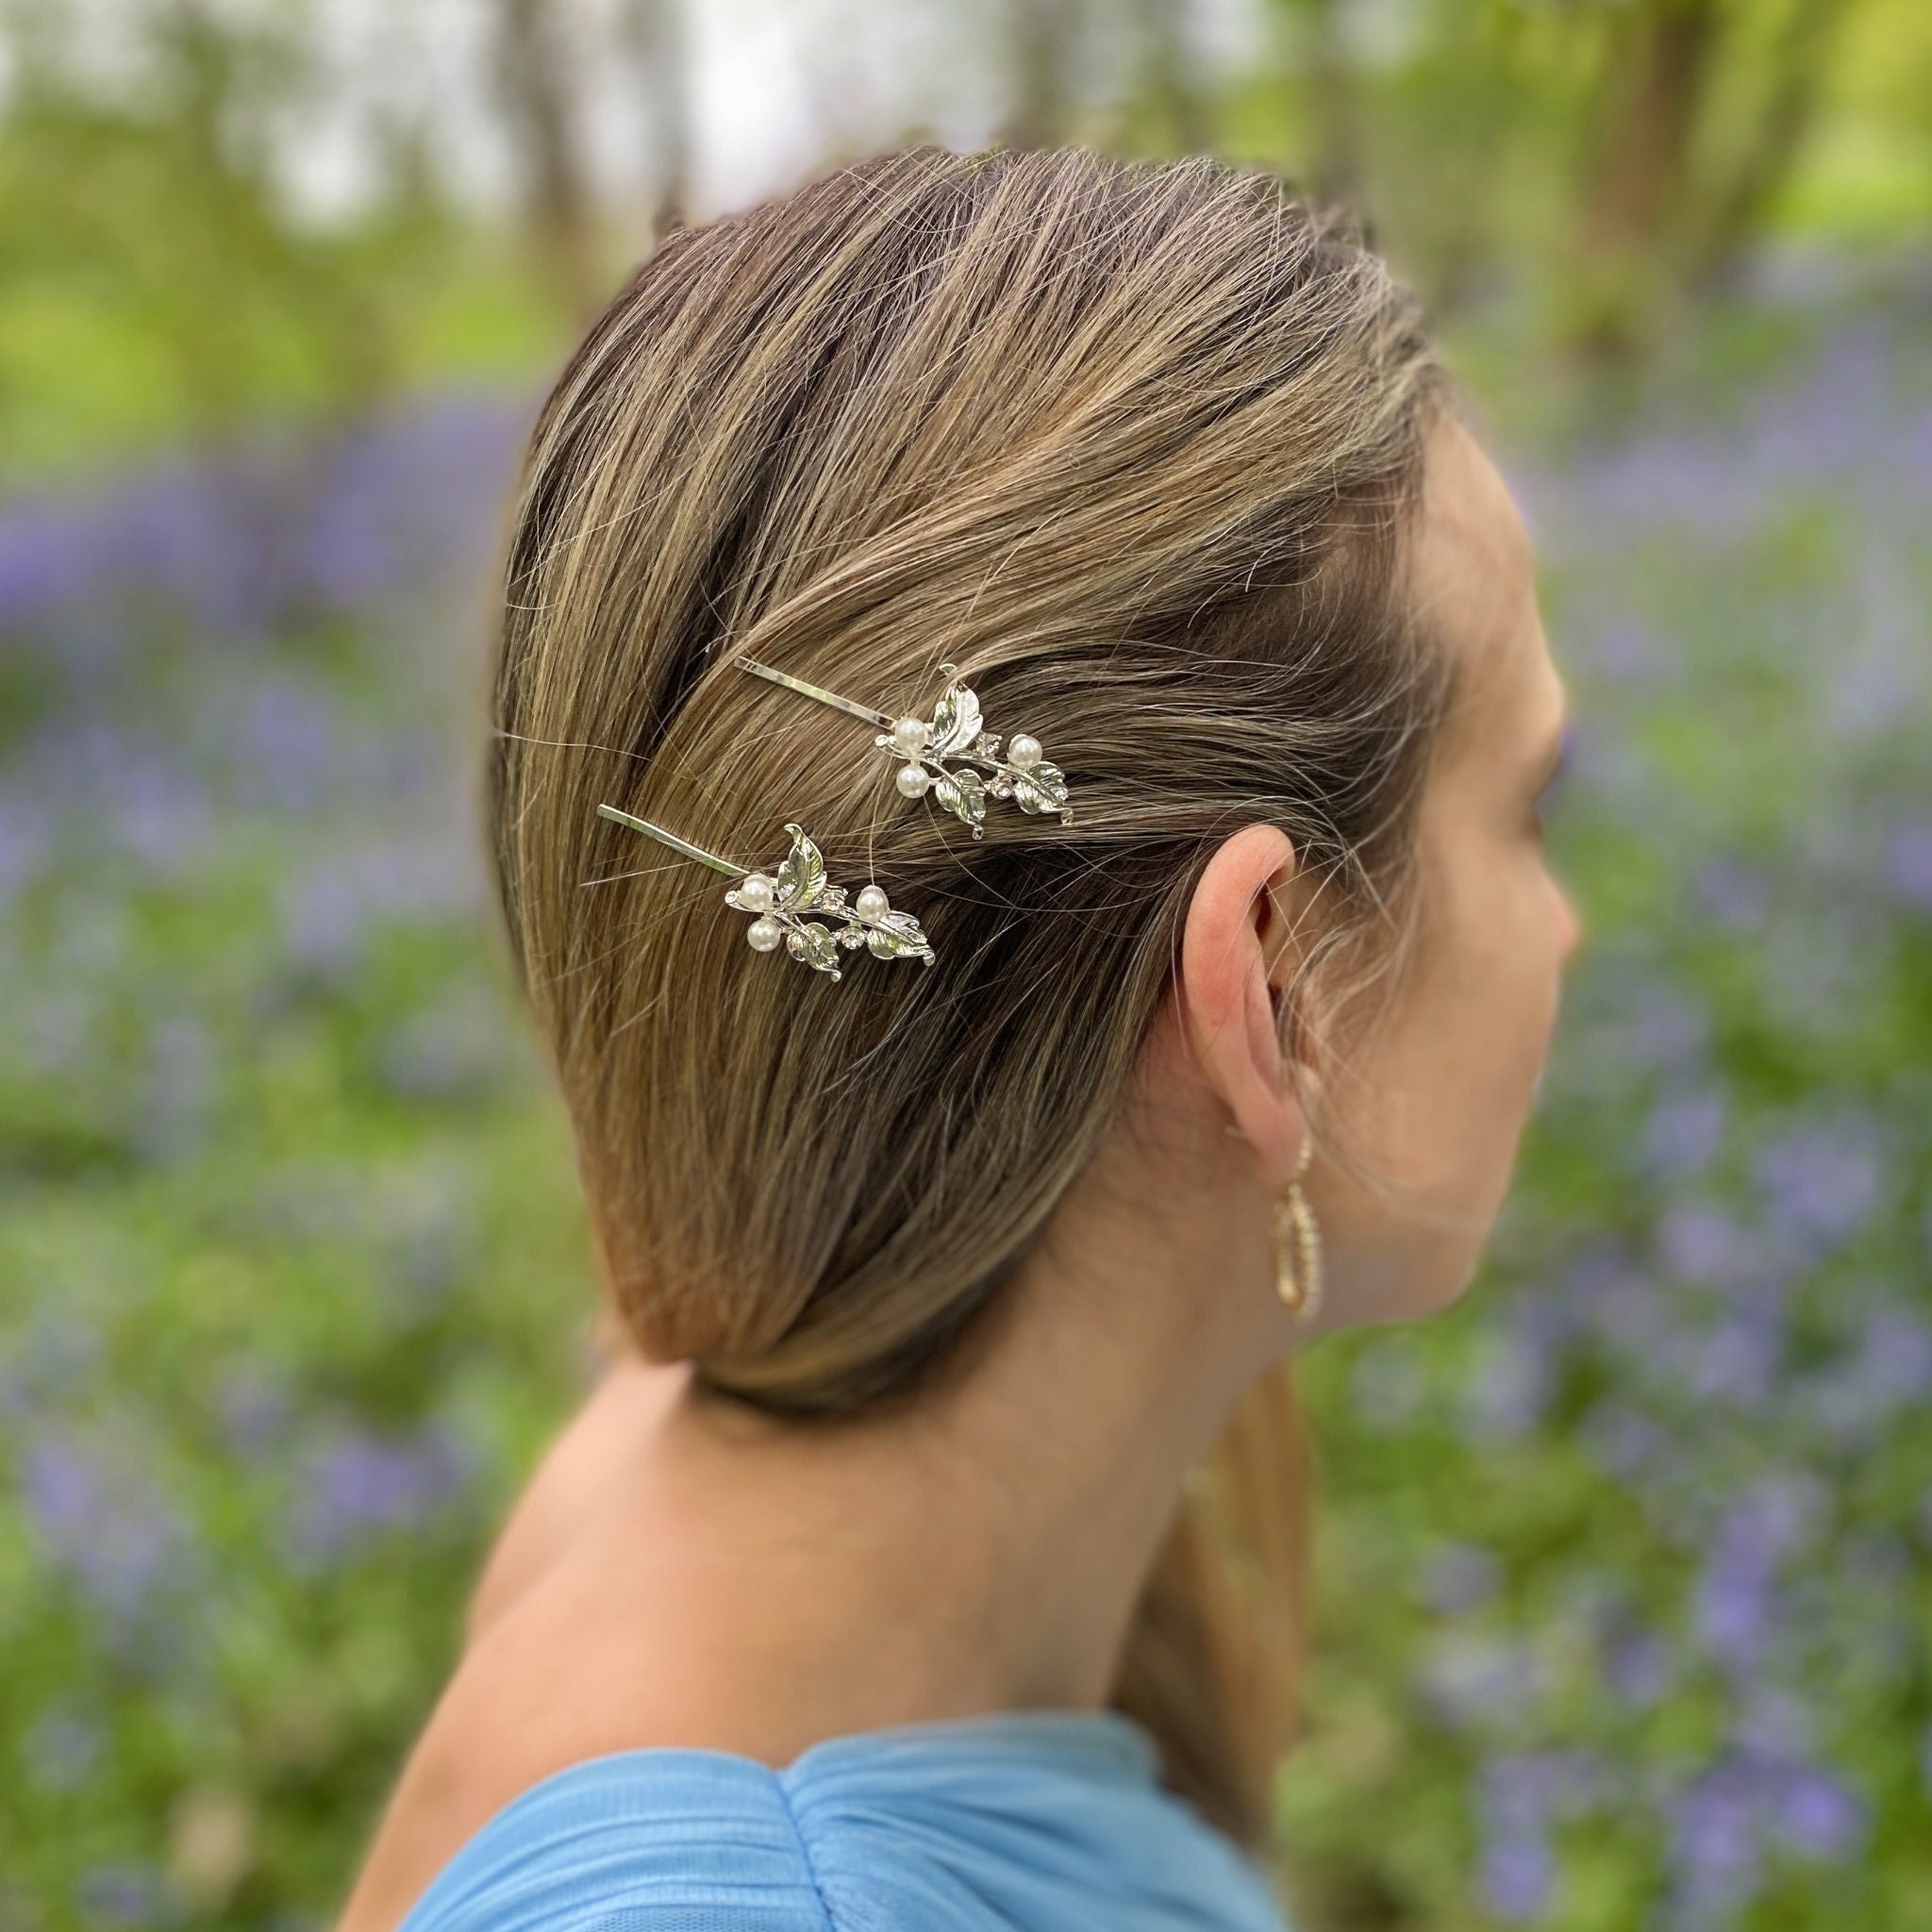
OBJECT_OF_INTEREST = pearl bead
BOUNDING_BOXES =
[745,915,783,952]
[1008,733,1042,771]
[855,884,890,922]
[735,873,774,913]
[891,716,931,758]
[895,762,933,799]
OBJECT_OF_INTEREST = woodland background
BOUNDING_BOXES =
[1,2,1928,1927]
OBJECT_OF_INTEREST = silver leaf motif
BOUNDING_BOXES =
[1011,761,1070,817]
[858,907,936,963]
[601,808,928,979]
[773,824,827,909]
[932,767,989,836]
[785,922,842,975]
[928,682,984,759]
[868,668,1073,833]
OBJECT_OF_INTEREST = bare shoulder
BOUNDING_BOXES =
[334,1351,692,1932]
[464,1348,690,1642]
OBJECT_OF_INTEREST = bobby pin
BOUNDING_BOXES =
[594,804,934,978]
[734,655,1073,840]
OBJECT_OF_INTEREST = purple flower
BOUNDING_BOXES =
[1755,1119,1883,1253]
[1480,1829,1554,1923]
[0,785,54,902]
[1579,616,1661,685]
[1460,1328,1554,1441]
[1415,1634,1541,1732]
[282,1420,478,1572]
[1657,1206,1761,1290]
[278,861,368,981]
[1475,1756,1559,1922]
[1803,1308,1932,1445]
[1882,821,1932,911]
[1724,1476,1826,1567]
[1690,1476,1825,1674]
[0,1312,103,1424]
[1847,1309,1932,1411]
[1693,858,1773,931]
[1578,1400,1669,1485]
[1624,984,1711,1076]
[19,1426,197,1640]
[1601,1627,1675,1707]
[1667,1769,1761,1921]
[25,1705,103,1792]
[375,992,517,1106]
[1693,1552,1775,1674]
[1643,1086,1728,1180]
[212,1364,293,1457]
[74,1862,171,1928]
[106,757,211,873]
[0,391,526,648]
[1733,1688,1814,1759]
[226,675,340,814]
[1765,1763,1866,1860]
[1473,1750,1614,1921]
[1420,1542,1502,1617]
[1690,1300,1784,1407]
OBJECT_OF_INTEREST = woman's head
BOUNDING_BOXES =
[484,142,1573,1837]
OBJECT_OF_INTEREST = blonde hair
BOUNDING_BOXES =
[486,144,1451,1851]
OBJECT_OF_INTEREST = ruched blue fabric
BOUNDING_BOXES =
[396,1707,1294,1932]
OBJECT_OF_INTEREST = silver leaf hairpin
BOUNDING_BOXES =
[595,805,934,978]
[735,656,1073,841]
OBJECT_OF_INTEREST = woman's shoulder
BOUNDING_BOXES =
[338,1354,1291,1932]
[381,1710,1293,1932]
[392,1747,826,1931]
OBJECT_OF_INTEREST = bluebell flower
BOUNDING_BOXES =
[281,1418,479,1573]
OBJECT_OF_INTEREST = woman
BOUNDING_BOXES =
[339,143,1579,1932]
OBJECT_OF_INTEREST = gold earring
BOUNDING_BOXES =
[1273,1138,1323,1322]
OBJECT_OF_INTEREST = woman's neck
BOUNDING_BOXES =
[620,1023,1289,1738]
[332,1022,1292,1932]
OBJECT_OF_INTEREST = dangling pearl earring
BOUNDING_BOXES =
[1273,1137,1324,1323]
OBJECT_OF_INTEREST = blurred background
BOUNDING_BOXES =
[0,1,1927,1927]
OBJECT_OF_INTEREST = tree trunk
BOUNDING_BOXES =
[494,0,602,324]
[1687,0,1854,289]
[1300,0,1361,209]
[620,0,692,247]
[1000,0,1081,150]
[1134,0,1210,154]
[1580,0,1724,264]
[1564,0,1724,360]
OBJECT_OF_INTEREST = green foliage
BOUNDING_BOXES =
[0,5,1926,1928]
[0,9,565,489]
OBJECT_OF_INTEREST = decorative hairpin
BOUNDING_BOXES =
[734,656,1072,840]
[595,804,934,978]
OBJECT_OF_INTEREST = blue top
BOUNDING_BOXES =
[396,1707,1294,1932]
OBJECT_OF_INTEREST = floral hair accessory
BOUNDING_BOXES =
[595,804,934,978]
[734,655,1073,840]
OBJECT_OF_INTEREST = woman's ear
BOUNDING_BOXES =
[1178,823,1308,1186]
